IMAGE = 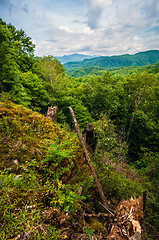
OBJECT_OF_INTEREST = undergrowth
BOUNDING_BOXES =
[0,100,158,239]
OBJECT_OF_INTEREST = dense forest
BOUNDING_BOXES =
[65,63,159,78]
[0,18,159,239]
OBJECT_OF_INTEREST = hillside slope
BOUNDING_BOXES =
[0,101,97,239]
[66,62,159,78]
[0,100,157,239]
[64,50,159,70]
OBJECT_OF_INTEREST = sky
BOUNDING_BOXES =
[0,0,159,57]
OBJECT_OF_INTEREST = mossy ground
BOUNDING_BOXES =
[0,101,107,239]
[0,101,154,239]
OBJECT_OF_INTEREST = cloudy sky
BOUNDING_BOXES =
[0,0,159,57]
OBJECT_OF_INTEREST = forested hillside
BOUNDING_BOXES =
[66,63,159,78]
[64,50,159,71]
[56,54,98,64]
[0,18,159,239]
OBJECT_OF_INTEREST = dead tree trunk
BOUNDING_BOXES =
[86,123,96,152]
[69,107,112,213]
[107,193,146,240]
[46,106,58,123]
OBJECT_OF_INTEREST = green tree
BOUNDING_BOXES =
[7,23,35,55]
[0,18,20,92]
[7,23,35,72]
[0,18,35,92]
[10,71,49,112]
[123,72,159,158]
[35,56,65,92]
[94,114,127,162]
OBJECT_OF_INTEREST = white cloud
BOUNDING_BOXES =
[59,25,73,33]
[82,26,94,34]
[0,0,159,57]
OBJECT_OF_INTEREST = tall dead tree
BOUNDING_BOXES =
[69,107,113,214]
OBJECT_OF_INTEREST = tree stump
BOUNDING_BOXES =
[86,123,96,152]
[107,194,146,240]
[46,106,58,123]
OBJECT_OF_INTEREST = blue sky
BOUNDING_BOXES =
[0,0,159,57]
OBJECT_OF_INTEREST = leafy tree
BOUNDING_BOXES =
[10,71,49,112]
[0,18,20,92]
[7,23,35,55]
[123,72,159,158]
[0,19,35,92]
[94,114,127,162]
[34,56,65,91]
[7,23,35,72]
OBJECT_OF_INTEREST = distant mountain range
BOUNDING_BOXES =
[55,53,99,64]
[63,50,159,70]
